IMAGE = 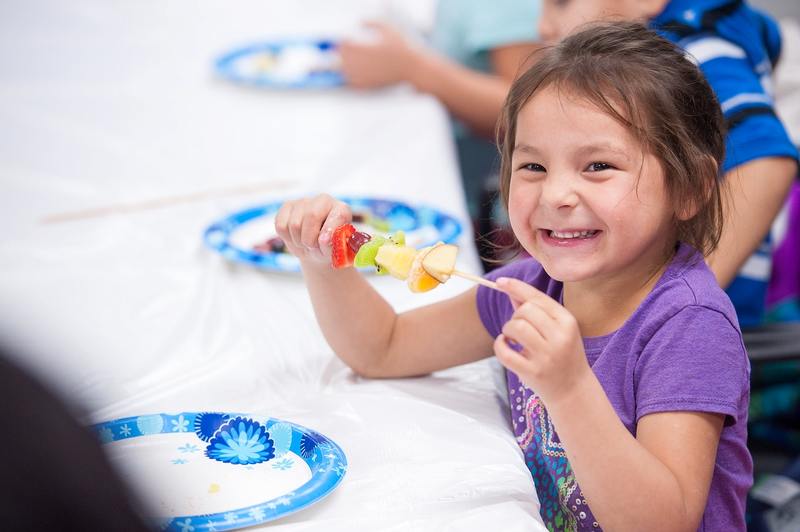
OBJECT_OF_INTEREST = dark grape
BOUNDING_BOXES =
[348,231,371,253]
[254,236,286,253]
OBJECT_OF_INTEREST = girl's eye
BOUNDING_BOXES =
[520,163,546,172]
[586,162,613,172]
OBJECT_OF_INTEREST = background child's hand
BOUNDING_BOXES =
[339,21,416,89]
[274,194,352,267]
[494,277,592,406]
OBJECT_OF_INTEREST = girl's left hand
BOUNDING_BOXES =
[494,277,593,406]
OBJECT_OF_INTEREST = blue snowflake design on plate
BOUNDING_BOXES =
[177,443,199,454]
[92,412,347,531]
[205,417,275,465]
[271,457,294,470]
[171,415,190,432]
[202,196,463,273]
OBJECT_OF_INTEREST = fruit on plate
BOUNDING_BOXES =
[253,236,286,254]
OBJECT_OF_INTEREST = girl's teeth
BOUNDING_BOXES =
[550,230,597,239]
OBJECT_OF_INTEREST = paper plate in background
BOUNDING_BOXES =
[94,412,346,531]
[203,197,463,272]
[215,39,343,89]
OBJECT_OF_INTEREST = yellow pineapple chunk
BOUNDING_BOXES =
[374,244,417,280]
[421,243,458,282]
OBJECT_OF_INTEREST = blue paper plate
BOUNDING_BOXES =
[203,197,463,272]
[94,412,346,531]
[215,39,344,89]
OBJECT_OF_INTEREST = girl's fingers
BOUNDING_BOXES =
[494,334,530,374]
[497,277,553,309]
[502,315,547,350]
[497,277,565,321]
[287,200,307,248]
[300,199,330,250]
[274,202,292,241]
[319,200,352,248]
[273,195,352,262]
[512,301,556,340]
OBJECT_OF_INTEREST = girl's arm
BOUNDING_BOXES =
[495,277,723,531]
[275,195,495,378]
[544,377,723,532]
[339,22,538,138]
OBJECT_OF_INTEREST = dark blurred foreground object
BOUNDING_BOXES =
[748,455,800,531]
[0,352,152,531]
[745,322,800,530]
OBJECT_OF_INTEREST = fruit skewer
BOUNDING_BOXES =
[329,224,499,292]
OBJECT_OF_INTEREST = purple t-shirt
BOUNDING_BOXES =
[477,244,752,531]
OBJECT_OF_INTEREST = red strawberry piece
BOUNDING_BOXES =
[331,224,357,269]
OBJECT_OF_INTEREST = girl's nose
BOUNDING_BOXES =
[541,172,579,210]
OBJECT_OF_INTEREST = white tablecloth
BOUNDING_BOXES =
[0,1,545,530]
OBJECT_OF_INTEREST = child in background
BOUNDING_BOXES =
[277,22,750,531]
[339,0,540,222]
[537,0,799,328]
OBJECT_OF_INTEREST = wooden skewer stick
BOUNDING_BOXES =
[40,180,295,225]
[451,269,500,291]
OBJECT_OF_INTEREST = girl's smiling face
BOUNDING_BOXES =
[508,85,677,288]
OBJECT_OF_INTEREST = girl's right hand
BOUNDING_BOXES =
[274,194,352,267]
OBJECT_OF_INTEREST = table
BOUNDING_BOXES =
[0,1,545,529]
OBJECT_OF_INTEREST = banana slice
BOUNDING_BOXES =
[407,246,441,292]
[421,243,458,283]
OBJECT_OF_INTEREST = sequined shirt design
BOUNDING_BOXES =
[509,372,601,531]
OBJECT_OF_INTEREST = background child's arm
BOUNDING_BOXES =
[339,22,538,139]
[709,156,797,287]
[495,277,724,530]
[275,195,495,378]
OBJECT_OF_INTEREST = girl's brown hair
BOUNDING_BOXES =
[497,21,725,257]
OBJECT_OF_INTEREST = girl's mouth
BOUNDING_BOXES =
[546,229,599,240]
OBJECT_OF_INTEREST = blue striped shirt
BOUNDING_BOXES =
[652,0,799,327]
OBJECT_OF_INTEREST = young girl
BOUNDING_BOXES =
[275,22,751,531]
[537,0,799,329]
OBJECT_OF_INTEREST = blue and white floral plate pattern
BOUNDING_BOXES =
[203,197,463,272]
[215,39,343,89]
[94,412,347,531]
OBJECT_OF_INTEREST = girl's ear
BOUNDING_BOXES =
[676,154,719,221]
[676,199,699,222]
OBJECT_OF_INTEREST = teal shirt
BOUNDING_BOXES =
[431,0,541,73]
[430,0,541,219]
